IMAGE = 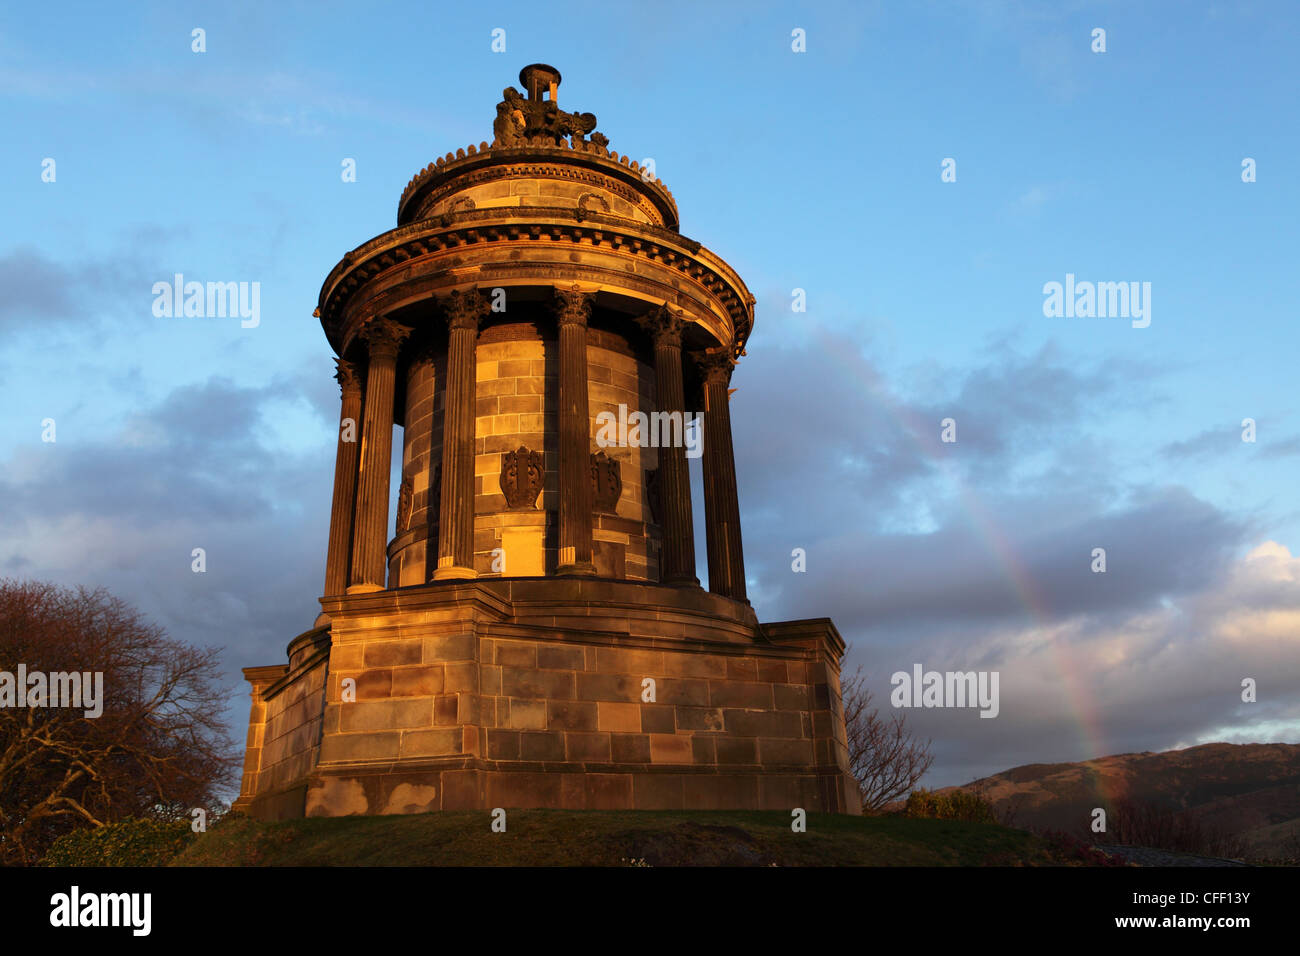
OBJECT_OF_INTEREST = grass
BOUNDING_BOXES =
[171,810,1100,867]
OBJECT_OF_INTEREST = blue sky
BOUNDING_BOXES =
[3,0,1298,787]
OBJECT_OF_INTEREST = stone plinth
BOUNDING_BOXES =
[237,579,859,818]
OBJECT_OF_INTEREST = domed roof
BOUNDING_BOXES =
[397,64,679,230]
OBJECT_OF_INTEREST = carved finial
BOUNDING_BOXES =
[520,64,562,104]
[493,64,602,148]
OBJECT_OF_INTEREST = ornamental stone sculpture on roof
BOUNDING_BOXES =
[492,63,608,148]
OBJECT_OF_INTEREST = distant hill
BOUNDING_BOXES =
[935,742,1300,860]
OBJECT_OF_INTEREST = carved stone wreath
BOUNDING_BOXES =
[395,476,413,534]
[501,445,545,509]
[591,451,622,514]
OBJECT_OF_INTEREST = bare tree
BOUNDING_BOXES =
[0,579,238,865]
[841,666,934,811]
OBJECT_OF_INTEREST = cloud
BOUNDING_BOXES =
[0,373,339,683]
[0,247,157,329]
[0,243,200,340]
[1009,184,1052,214]
[820,541,1300,787]
[722,332,1286,784]
[1261,435,1300,459]
[1162,425,1300,461]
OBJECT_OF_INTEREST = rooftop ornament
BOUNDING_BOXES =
[492,63,609,149]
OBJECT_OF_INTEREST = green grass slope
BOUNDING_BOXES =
[171,810,1098,867]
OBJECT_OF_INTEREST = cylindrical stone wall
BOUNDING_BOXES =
[413,165,666,228]
[474,323,553,576]
[388,348,443,587]
[585,326,661,582]
[383,311,668,584]
[466,317,661,580]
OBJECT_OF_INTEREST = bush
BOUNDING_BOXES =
[41,818,195,867]
[904,788,998,823]
[1098,798,1247,859]
[1042,830,1129,866]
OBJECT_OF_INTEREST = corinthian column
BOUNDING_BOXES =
[698,352,747,602]
[324,358,362,596]
[433,289,488,580]
[554,286,595,575]
[348,319,410,592]
[640,306,698,586]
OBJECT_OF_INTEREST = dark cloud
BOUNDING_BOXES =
[0,373,340,719]
[718,333,1288,785]
[0,246,158,330]
[872,541,1300,787]
[1162,425,1300,463]
[1261,435,1300,459]
[1162,426,1244,461]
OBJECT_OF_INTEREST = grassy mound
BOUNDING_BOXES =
[171,809,1100,867]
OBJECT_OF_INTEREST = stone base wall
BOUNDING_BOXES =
[307,766,855,815]
[233,627,330,819]
[239,580,860,819]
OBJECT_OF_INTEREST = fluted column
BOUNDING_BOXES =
[348,319,409,592]
[433,289,488,580]
[698,353,747,602]
[554,287,595,575]
[324,358,362,596]
[641,306,698,585]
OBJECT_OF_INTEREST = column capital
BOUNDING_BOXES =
[441,288,490,332]
[638,303,688,349]
[553,285,593,328]
[334,358,362,395]
[695,350,736,386]
[361,319,411,361]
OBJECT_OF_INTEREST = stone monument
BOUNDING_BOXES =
[234,65,860,818]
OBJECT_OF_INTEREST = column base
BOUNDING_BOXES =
[346,583,384,595]
[663,575,702,587]
[432,565,478,581]
[555,561,597,577]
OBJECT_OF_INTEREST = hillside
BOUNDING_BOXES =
[169,810,1104,867]
[937,742,1300,859]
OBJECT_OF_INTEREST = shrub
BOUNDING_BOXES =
[1098,798,1247,859]
[42,818,195,867]
[904,787,998,823]
[1042,829,1128,866]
